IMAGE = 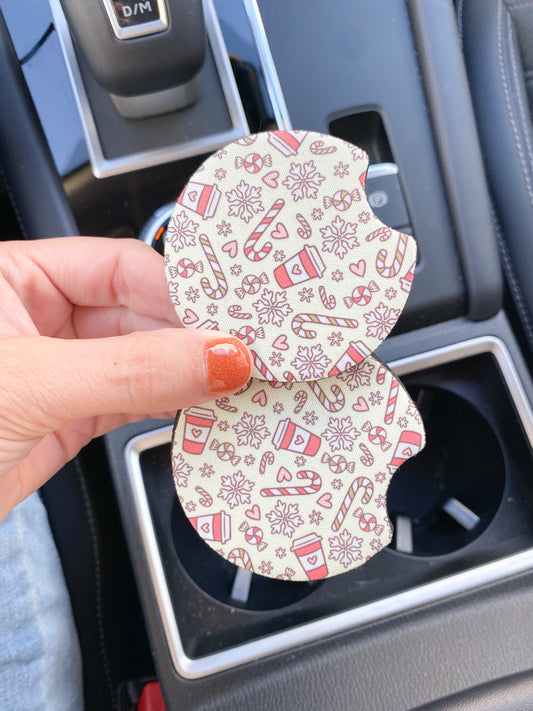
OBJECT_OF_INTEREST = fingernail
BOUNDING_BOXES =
[204,337,252,394]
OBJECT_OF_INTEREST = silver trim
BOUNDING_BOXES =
[101,0,168,39]
[242,0,292,130]
[366,162,399,180]
[123,336,533,678]
[48,0,249,178]
[443,498,480,531]
[139,202,174,244]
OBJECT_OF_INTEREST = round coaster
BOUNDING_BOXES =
[171,357,426,580]
[164,130,417,383]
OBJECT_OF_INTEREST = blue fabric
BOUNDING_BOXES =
[0,493,83,711]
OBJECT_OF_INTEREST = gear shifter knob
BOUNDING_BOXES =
[59,0,205,118]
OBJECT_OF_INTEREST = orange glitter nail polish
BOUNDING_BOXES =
[204,337,252,394]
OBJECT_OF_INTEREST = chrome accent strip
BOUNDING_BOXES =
[242,0,292,130]
[101,0,168,39]
[366,162,399,179]
[124,336,533,679]
[48,0,249,178]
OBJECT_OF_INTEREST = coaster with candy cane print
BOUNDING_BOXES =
[164,130,417,383]
[171,357,425,580]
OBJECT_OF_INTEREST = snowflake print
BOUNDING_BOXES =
[207,303,218,316]
[259,560,273,575]
[214,168,226,180]
[376,494,387,509]
[331,269,344,282]
[291,344,331,380]
[375,471,386,483]
[273,402,284,414]
[369,391,383,406]
[336,360,375,390]
[328,529,363,568]
[397,417,408,429]
[218,420,229,432]
[370,539,383,551]
[214,148,227,159]
[311,207,323,221]
[199,463,215,478]
[320,216,359,259]
[172,453,192,488]
[358,211,371,224]
[385,287,398,300]
[294,455,306,467]
[275,547,287,559]
[309,509,323,525]
[226,179,264,223]
[274,250,285,262]
[232,412,270,449]
[283,160,325,201]
[328,331,344,347]
[185,501,196,512]
[303,410,318,426]
[322,416,360,452]
[230,264,242,276]
[218,470,254,509]
[185,286,199,303]
[270,352,284,367]
[351,146,366,160]
[243,454,255,466]
[216,220,232,237]
[168,282,180,306]
[252,289,293,327]
[166,210,198,252]
[334,161,350,178]
[332,478,343,490]
[266,501,304,538]
[364,302,401,340]
[298,287,314,303]
[406,402,422,424]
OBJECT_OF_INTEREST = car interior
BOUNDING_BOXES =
[3,0,533,709]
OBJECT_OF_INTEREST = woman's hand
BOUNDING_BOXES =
[0,237,252,521]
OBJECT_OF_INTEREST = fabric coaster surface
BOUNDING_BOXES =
[171,357,425,580]
[164,130,417,382]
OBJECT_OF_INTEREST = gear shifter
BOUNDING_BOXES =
[58,0,205,118]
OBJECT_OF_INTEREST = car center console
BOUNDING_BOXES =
[4,0,533,709]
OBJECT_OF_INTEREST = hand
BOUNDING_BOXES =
[0,237,252,521]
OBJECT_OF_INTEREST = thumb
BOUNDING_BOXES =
[1,330,252,432]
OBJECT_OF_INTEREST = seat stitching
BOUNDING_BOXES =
[506,7,533,204]
[498,0,533,202]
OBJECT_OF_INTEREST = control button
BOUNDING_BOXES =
[365,163,409,229]
[102,0,168,40]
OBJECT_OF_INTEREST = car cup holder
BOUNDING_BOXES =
[117,338,533,675]
[387,385,506,556]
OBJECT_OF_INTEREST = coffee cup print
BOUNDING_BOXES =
[190,511,231,544]
[291,533,328,580]
[182,407,217,455]
[274,246,326,288]
[272,418,321,456]
[176,181,221,219]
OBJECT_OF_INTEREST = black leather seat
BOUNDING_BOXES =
[461,0,533,345]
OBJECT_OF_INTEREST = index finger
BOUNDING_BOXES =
[2,237,181,331]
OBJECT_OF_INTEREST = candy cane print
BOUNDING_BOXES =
[228,547,254,572]
[244,199,285,261]
[309,380,345,412]
[215,396,238,413]
[195,486,213,507]
[319,285,336,310]
[332,477,374,531]
[252,352,279,384]
[292,313,359,339]
[384,377,399,425]
[198,234,228,299]
[260,470,322,497]
[376,232,409,278]
[293,390,308,414]
[376,365,387,385]
[260,451,275,474]
[358,443,374,467]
